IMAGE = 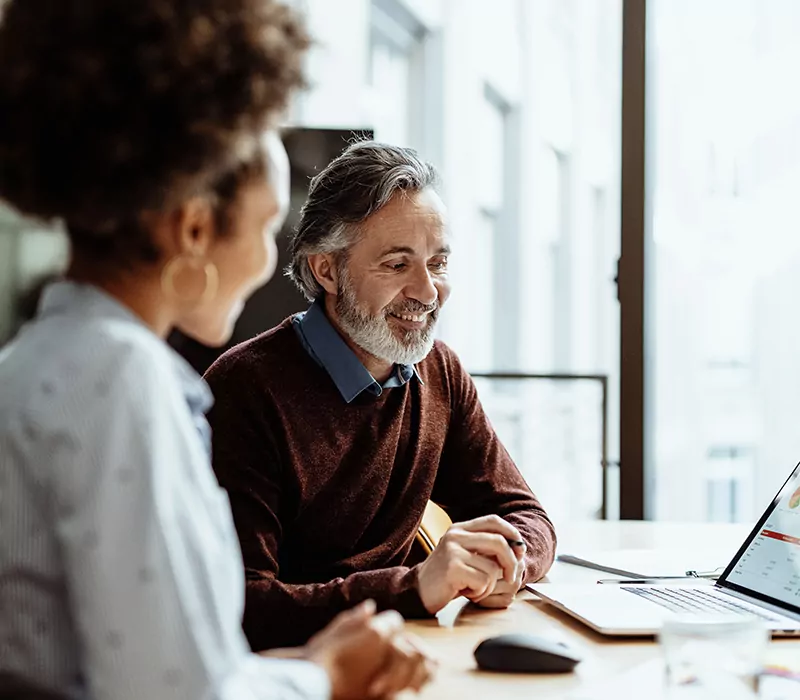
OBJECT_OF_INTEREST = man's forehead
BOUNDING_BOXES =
[362,221,450,258]
[363,189,447,233]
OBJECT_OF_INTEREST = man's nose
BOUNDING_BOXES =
[405,266,438,306]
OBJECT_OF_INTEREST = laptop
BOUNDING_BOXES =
[528,462,800,636]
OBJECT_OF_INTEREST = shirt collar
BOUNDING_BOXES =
[293,298,422,403]
[38,280,213,414]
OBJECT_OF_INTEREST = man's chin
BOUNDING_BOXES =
[389,322,426,343]
[391,335,436,365]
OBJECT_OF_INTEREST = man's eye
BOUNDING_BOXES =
[430,260,448,271]
[386,262,407,271]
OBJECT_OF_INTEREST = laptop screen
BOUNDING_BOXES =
[718,462,800,614]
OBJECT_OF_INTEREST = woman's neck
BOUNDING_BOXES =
[66,258,175,339]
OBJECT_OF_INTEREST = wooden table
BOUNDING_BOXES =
[404,521,800,699]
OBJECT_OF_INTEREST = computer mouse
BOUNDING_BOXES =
[474,633,582,673]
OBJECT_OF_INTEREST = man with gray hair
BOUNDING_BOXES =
[205,141,556,650]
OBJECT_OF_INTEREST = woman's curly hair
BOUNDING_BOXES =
[0,0,309,260]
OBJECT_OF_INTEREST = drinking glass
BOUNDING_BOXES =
[659,615,769,699]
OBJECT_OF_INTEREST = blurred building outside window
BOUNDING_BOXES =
[648,0,800,522]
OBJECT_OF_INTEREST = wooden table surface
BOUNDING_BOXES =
[402,521,800,699]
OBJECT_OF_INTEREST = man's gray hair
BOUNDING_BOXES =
[287,140,440,301]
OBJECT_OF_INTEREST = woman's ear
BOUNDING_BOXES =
[306,253,340,295]
[172,197,215,256]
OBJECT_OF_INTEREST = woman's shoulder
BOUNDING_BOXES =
[64,313,178,390]
[0,312,201,500]
[1,311,184,425]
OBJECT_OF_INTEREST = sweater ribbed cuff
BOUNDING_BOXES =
[390,565,434,620]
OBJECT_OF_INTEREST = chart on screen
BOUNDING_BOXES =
[728,477,800,607]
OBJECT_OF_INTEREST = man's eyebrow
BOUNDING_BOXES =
[378,246,416,257]
[378,245,452,257]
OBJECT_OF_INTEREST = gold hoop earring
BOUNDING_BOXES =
[161,255,219,304]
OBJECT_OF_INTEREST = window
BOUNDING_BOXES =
[368,0,426,147]
[457,84,515,371]
[469,210,497,371]
[646,0,800,521]
[539,147,572,370]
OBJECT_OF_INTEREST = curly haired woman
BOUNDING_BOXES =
[0,1,433,699]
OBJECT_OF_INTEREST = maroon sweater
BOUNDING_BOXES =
[205,320,556,650]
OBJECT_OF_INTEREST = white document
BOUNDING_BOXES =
[571,658,798,700]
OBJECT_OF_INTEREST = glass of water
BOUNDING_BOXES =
[659,615,769,699]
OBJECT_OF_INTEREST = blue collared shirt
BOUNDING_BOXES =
[0,281,329,700]
[292,299,422,403]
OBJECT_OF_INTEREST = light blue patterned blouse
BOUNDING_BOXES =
[0,281,329,700]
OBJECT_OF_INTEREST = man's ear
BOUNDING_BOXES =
[306,253,340,295]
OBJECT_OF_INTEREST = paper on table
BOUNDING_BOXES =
[569,659,665,700]
[435,596,471,628]
[571,655,799,700]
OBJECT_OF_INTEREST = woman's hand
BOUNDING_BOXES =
[302,600,436,699]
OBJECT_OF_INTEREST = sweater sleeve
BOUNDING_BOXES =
[431,347,557,585]
[205,356,429,652]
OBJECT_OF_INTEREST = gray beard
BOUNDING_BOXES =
[335,277,438,366]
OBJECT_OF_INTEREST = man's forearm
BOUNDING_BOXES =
[243,565,431,650]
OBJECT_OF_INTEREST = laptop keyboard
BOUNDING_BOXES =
[621,586,781,622]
